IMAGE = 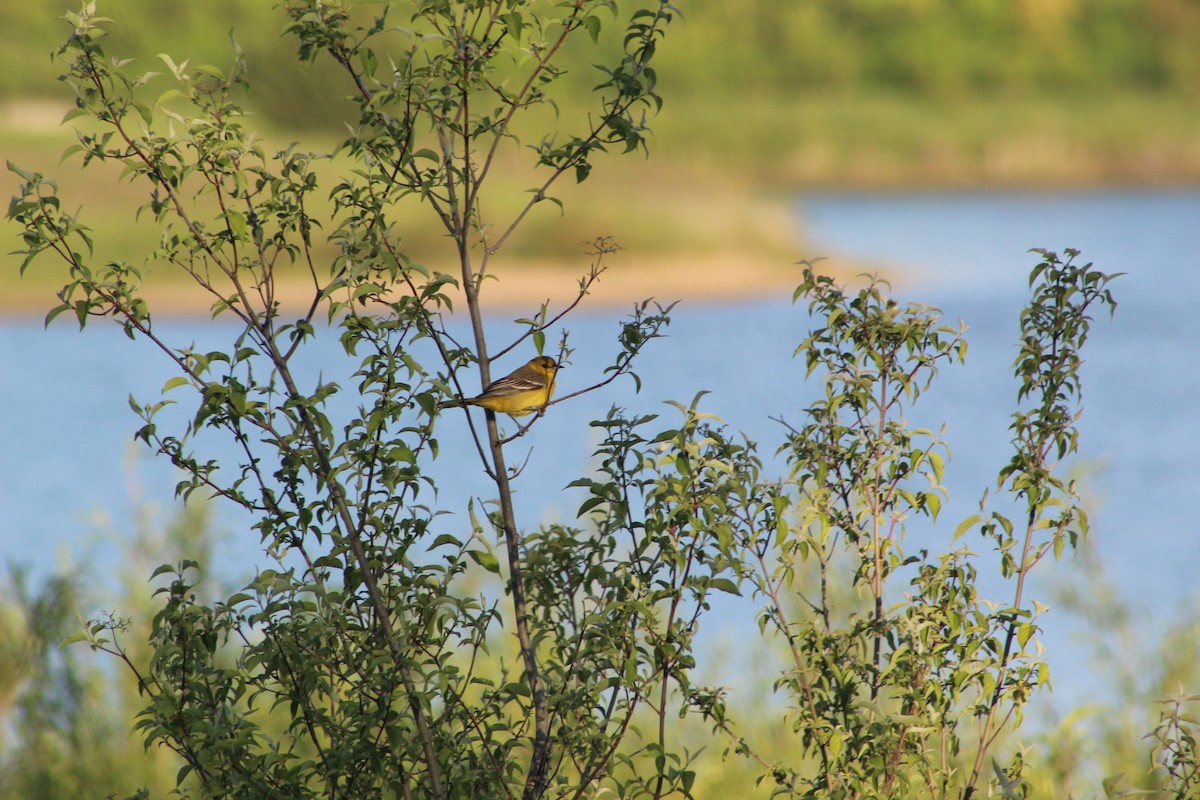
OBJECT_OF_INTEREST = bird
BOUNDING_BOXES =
[452,356,561,418]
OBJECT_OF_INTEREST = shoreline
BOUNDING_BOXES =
[1,253,822,321]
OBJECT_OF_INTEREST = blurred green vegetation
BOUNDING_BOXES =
[655,0,1200,101]
[0,500,213,799]
[3,497,1197,798]
[6,0,1200,125]
[4,0,1200,189]
[4,0,1200,309]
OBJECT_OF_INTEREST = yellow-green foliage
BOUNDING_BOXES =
[6,1,1200,113]
[6,2,1200,195]
[652,0,1200,99]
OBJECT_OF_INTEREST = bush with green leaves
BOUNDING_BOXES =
[10,2,696,797]
[698,253,1120,800]
[11,3,1197,800]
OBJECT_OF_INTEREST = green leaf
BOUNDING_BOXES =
[225,209,248,239]
[827,729,844,761]
[58,633,89,649]
[358,47,377,77]
[44,304,71,327]
[6,160,38,182]
[431,534,462,549]
[925,492,942,519]
[577,496,606,515]
[155,88,187,108]
[582,14,602,43]
[1017,622,1036,649]
[708,578,741,596]
[468,549,501,574]
[953,514,981,541]
[681,770,695,794]
[502,12,523,41]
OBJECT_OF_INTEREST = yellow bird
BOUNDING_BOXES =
[456,356,561,418]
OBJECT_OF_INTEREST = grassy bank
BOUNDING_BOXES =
[654,92,1200,188]
[8,86,1200,312]
[1,112,802,316]
[5,0,1200,314]
[7,88,1199,315]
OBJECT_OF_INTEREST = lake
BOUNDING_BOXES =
[2,189,1198,714]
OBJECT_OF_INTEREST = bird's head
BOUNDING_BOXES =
[531,355,561,374]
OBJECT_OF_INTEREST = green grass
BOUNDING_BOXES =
[5,88,1200,313]
[1,111,801,313]
[648,91,1200,188]
[7,0,1200,311]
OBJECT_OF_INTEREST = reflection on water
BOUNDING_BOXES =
[2,190,1198,712]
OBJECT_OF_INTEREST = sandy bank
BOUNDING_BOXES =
[1,251,832,321]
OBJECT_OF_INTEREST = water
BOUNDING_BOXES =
[798,190,1200,592]
[798,190,1200,710]
[2,190,1198,715]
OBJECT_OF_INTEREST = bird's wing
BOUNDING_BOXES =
[482,369,544,396]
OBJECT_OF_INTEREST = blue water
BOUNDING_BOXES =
[798,190,1200,710]
[2,190,1198,714]
[799,190,1200,592]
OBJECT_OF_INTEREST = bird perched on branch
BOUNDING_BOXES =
[451,356,561,418]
